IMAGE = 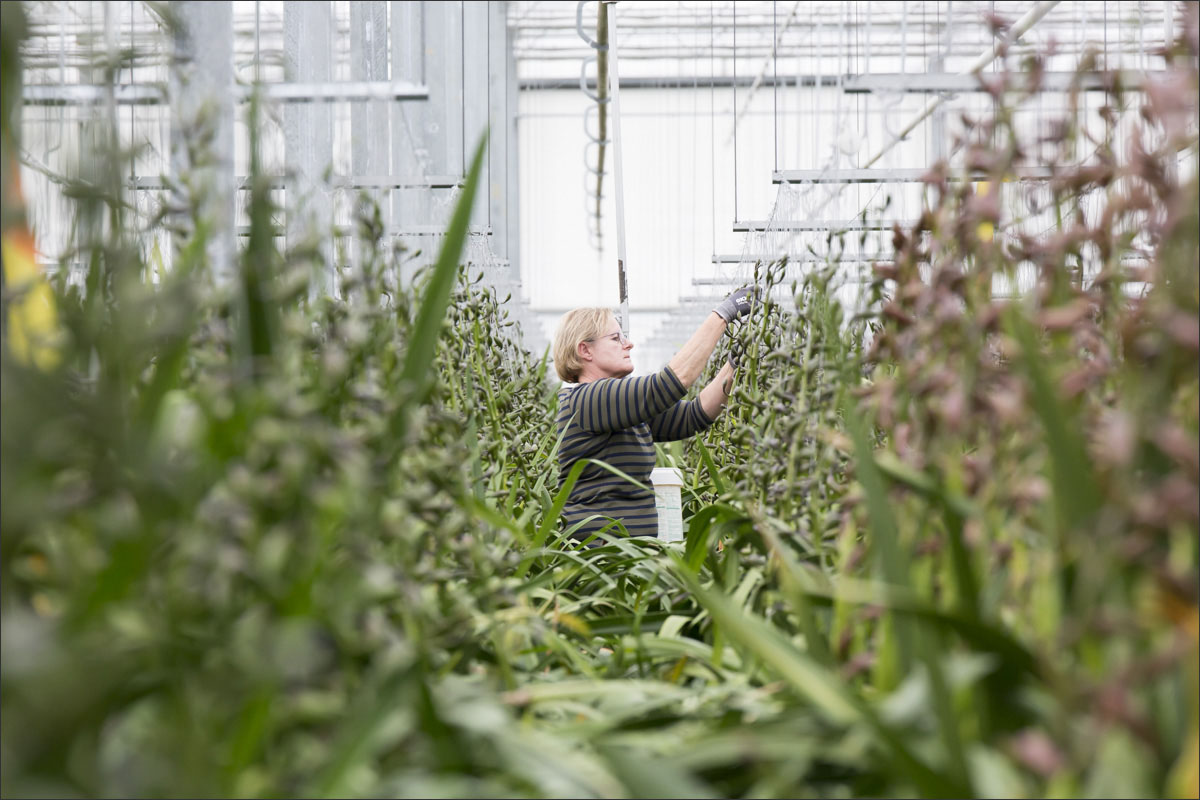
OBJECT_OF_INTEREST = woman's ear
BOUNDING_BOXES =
[577,340,592,362]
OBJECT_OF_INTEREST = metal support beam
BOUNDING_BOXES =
[24,84,163,105]
[235,225,492,237]
[351,0,391,269]
[285,0,334,295]
[171,1,235,282]
[519,74,852,90]
[843,70,1154,94]
[22,81,429,105]
[491,0,517,268]
[733,220,914,232]
[463,1,491,245]
[261,81,429,102]
[774,166,1058,183]
[503,0,521,272]
[33,62,1147,106]
[129,176,462,191]
[391,1,463,284]
[700,258,878,270]
[711,255,770,264]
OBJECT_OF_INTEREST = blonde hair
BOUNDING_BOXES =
[553,307,615,382]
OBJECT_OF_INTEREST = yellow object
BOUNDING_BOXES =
[2,226,60,370]
[1167,602,1199,799]
[976,181,995,242]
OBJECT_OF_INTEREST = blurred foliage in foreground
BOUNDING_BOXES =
[3,2,1198,798]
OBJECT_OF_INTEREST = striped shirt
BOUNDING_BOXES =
[556,366,714,539]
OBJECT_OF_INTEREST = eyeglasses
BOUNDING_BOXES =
[586,330,630,345]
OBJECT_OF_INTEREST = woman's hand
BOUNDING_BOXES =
[713,286,757,323]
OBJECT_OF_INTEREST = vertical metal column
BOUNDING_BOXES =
[170,1,234,281]
[606,1,630,338]
[390,0,424,277]
[351,2,391,200]
[351,1,390,282]
[285,0,334,295]
[390,1,461,282]
[502,0,521,274]
[463,2,490,232]
[931,2,951,166]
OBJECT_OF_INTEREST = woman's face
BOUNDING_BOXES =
[582,318,634,379]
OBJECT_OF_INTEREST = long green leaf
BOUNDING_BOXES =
[844,404,914,672]
[390,131,488,438]
[672,556,966,798]
[845,405,971,792]
[695,437,726,495]
[1007,309,1102,534]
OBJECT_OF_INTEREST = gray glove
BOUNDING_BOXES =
[713,286,756,323]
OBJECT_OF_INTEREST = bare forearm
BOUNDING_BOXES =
[667,312,727,388]
[698,360,734,420]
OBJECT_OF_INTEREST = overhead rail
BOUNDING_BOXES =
[23,80,430,106]
[521,74,849,90]
[264,80,429,102]
[234,225,493,237]
[733,220,917,232]
[704,256,890,267]
[773,166,1058,184]
[129,176,464,191]
[23,85,164,105]
[711,256,766,264]
[844,70,1156,94]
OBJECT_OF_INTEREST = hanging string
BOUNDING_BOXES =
[773,0,778,175]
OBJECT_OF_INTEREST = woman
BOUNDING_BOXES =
[551,288,754,541]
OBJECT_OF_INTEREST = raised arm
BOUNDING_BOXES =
[698,360,735,420]
[569,368,688,433]
[667,287,755,388]
[667,313,727,388]
[649,359,736,442]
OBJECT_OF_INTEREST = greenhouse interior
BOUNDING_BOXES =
[2,1,1198,797]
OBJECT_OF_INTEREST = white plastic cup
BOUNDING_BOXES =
[649,467,684,543]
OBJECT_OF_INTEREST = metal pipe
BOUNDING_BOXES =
[22,81,429,105]
[772,166,1057,183]
[604,0,630,338]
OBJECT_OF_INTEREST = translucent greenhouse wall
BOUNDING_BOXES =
[17,0,540,348]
